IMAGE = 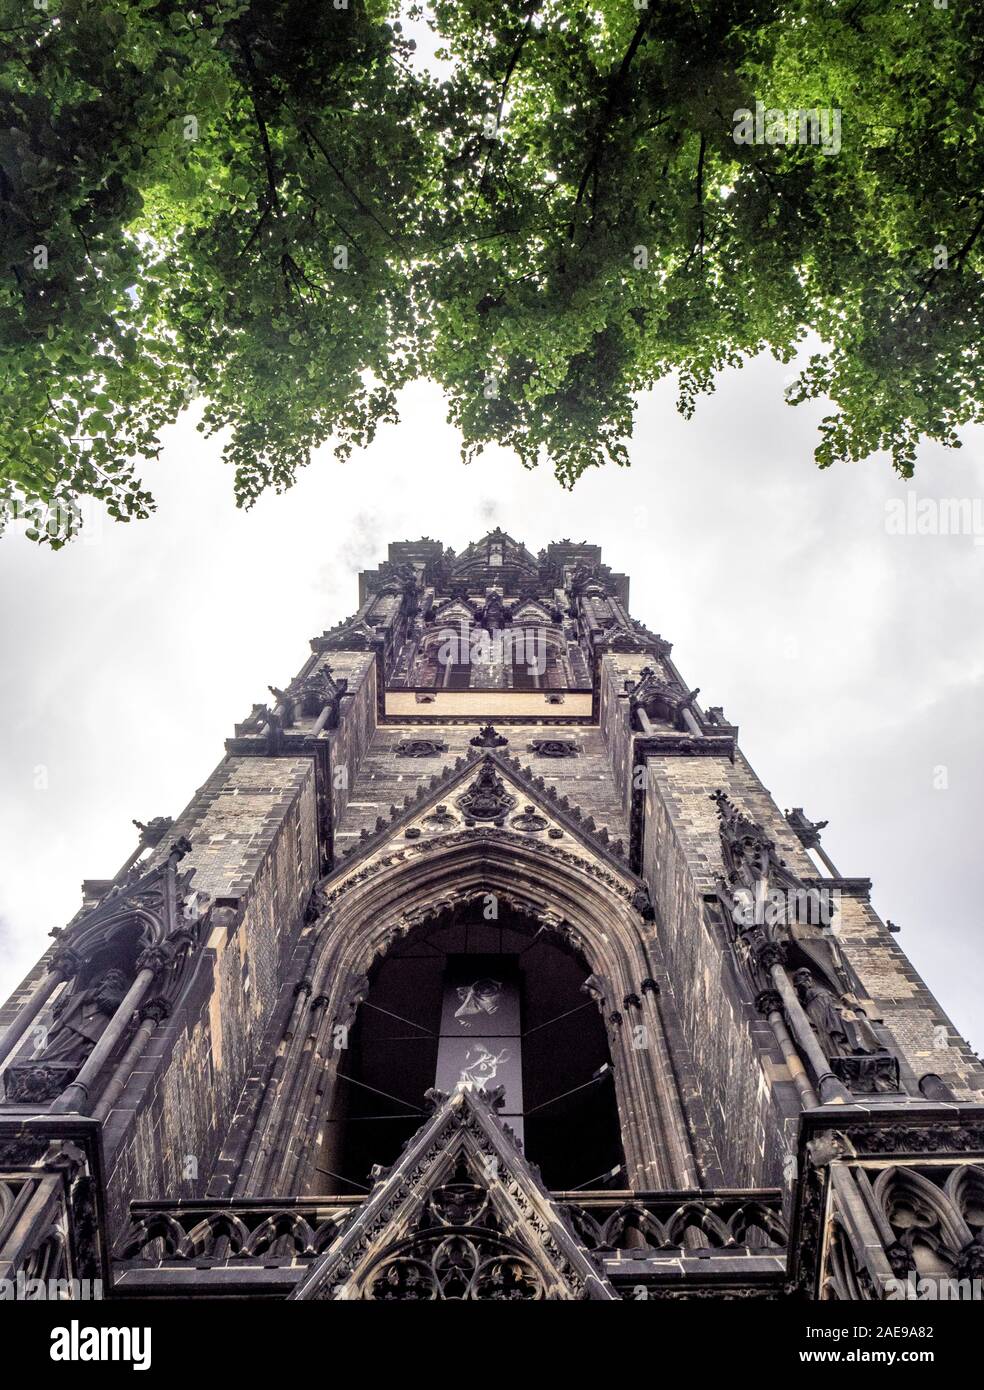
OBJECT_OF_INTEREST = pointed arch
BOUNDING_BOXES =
[238,829,699,1197]
[873,1166,972,1273]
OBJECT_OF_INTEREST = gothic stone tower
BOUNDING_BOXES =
[2,532,983,1301]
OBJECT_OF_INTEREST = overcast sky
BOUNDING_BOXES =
[1,353,982,1053]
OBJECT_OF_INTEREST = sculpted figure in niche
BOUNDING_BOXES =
[39,968,129,1067]
[793,968,882,1057]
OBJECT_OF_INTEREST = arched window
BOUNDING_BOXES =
[317,903,625,1196]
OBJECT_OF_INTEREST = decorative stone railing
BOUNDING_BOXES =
[114,1189,786,1267]
[109,1187,788,1297]
[553,1187,787,1253]
[113,1197,358,1264]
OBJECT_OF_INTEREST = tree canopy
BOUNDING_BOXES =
[1,0,982,543]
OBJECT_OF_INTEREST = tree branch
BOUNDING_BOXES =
[568,11,653,240]
[478,4,542,193]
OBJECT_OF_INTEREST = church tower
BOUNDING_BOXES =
[2,533,983,1301]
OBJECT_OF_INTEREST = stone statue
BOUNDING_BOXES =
[793,968,881,1057]
[40,968,129,1067]
[836,995,884,1055]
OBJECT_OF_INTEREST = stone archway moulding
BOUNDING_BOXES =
[240,831,699,1197]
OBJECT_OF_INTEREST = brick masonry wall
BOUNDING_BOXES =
[637,746,984,1188]
[97,755,320,1234]
[332,721,630,850]
[322,652,375,840]
[0,943,59,1038]
[832,893,984,1100]
[599,656,641,825]
[641,753,799,1187]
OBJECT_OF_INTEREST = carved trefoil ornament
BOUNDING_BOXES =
[457,761,517,824]
[528,739,580,759]
[395,738,448,758]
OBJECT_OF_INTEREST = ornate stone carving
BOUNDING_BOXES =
[784,807,828,850]
[631,888,655,921]
[568,563,608,598]
[457,762,516,824]
[0,1135,49,1166]
[316,618,379,652]
[560,1192,786,1254]
[793,969,898,1091]
[39,969,127,1069]
[510,805,548,834]
[116,1203,345,1262]
[332,972,370,1036]
[830,1054,901,1092]
[132,816,173,847]
[594,619,670,656]
[269,664,348,728]
[138,997,171,1025]
[581,974,613,1015]
[469,724,508,749]
[365,1226,545,1301]
[528,739,580,759]
[395,739,448,758]
[793,971,877,1057]
[709,790,888,1103]
[136,945,171,976]
[629,669,700,730]
[49,947,84,980]
[305,884,329,924]
[289,1086,616,1301]
[4,1064,79,1104]
[3,967,131,1101]
[422,804,458,830]
[790,1109,984,1299]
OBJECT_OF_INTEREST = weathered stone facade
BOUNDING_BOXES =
[1,532,982,1300]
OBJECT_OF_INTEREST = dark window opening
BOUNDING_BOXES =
[316,906,624,1195]
[444,660,472,689]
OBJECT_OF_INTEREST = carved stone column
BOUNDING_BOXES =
[50,946,169,1115]
[769,957,852,1105]
[90,996,171,1123]
[755,988,820,1110]
[230,978,316,1197]
[0,948,82,1080]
